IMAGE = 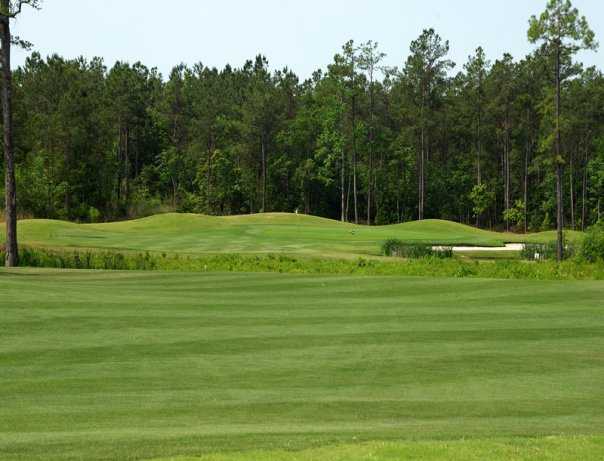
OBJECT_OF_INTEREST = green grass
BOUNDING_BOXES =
[12,246,604,280]
[152,437,604,460]
[7,213,583,258]
[2,269,603,460]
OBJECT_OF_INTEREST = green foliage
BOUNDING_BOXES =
[469,183,495,218]
[528,0,598,52]
[381,239,452,259]
[503,200,526,229]
[6,245,603,281]
[404,28,454,95]
[580,221,604,262]
[16,153,68,219]
[5,4,604,230]
[128,179,164,218]
[588,139,604,222]
[88,207,101,223]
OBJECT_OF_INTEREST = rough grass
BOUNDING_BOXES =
[2,269,603,460]
[5,213,584,258]
[12,246,604,280]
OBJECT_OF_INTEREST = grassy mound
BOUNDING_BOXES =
[2,269,603,460]
[6,213,582,258]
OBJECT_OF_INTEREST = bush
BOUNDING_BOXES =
[580,222,604,263]
[88,207,101,223]
[434,247,454,259]
[381,240,452,259]
[127,180,164,219]
[503,200,526,230]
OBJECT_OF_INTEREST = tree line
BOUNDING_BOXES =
[3,1,604,260]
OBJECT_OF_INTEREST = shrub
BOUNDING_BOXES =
[503,200,526,230]
[381,240,452,259]
[88,207,101,223]
[580,222,604,263]
[470,183,495,220]
[434,247,454,259]
[382,239,401,257]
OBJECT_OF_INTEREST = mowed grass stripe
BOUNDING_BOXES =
[1,270,603,460]
[150,437,604,461]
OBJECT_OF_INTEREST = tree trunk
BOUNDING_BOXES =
[367,77,374,226]
[569,149,575,230]
[0,7,17,267]
[396,159,402,223]
[116,125,122,203]
[352,102,358,224]
[261,134,266,212]
[582,142,587,230]
[418,88,425,221]
[373,158,379,224]
[345,166,352,221]
[134,130,139,177]
[171,177,177,209]
[555,41,564,261]
[350,54,358,224]
[504,123,510,232]
[367,141,372,225]
[524,127,530,234]
[556,162,564,256]
[340,146,345,222]
[207,148,212,211]
[124,127,130,203]
[507,127,511,230]
[477,91,482,186]
[419,131,424,221]
[207,132,214,212]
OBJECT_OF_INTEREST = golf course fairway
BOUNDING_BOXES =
[1,269,603,460]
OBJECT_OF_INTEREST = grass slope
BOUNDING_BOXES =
[9,213,582,257]
[1,269,603,460]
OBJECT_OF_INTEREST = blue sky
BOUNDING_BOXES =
[12,0,603,79]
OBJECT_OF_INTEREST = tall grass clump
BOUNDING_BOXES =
[17,247,159,271]
[382,239,453,259]
[2,246,603,281]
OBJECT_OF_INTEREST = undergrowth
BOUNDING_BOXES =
[3,246,604,281]
[381,240,453,259]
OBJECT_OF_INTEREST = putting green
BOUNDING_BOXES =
[1,269,603,460]
[8,213,581,257]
